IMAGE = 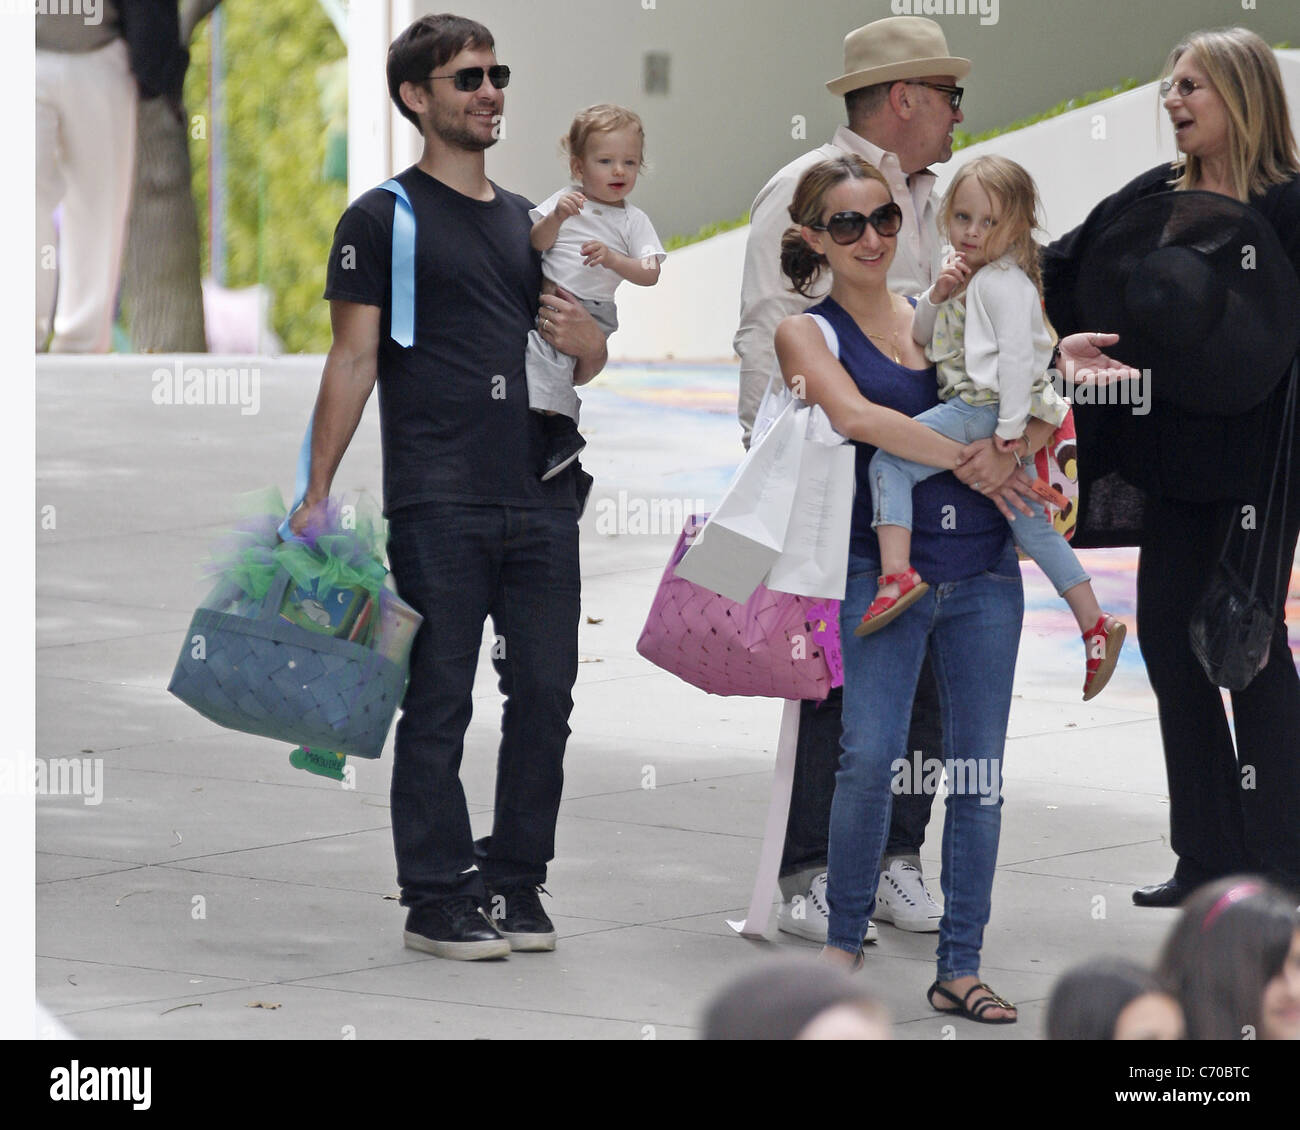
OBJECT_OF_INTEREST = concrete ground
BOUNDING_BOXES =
[34,354,1298,1040]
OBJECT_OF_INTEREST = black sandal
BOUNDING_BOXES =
[926,979,1017,1025]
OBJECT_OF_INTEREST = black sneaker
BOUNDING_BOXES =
[403,895,511,961]
[487,883,557,952]
[574,466,594,518]
[540,417,586,482]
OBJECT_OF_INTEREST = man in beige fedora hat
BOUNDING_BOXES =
[735,15,973,954]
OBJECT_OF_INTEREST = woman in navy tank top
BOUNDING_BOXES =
[773,154,1023,1024]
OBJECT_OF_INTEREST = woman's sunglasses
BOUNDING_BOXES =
[810,203,903,244]
[1159,77,1204,99]
[426,65,511,92]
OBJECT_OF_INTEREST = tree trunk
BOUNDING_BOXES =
[118,0,223,352]
[119,96,207,351]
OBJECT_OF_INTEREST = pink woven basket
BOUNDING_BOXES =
[636,516,841,700]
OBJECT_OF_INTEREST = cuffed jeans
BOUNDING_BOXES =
[869,398,1089,596]
[386,502,580,908]
[826,543,1023,980]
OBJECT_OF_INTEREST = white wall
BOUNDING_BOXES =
[608,50,1300,361]
[349,0,1300,241]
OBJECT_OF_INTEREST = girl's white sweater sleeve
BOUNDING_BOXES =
[911,286,941,347]
[964,263,1046,440]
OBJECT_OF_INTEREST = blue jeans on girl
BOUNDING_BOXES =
[869,397,1088,596]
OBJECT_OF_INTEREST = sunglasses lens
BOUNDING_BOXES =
[453,67,485,91]
[489,65,510,89]
[828,214,867,244]
[871,206,902,237]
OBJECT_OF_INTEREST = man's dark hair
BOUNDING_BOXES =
[845,82,892,126]
[386,13,495,130]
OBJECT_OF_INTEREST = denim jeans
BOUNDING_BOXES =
[385,502,580,908]
[826,543,1024,980]
[869,397,1089,596]
[778,661,943,897]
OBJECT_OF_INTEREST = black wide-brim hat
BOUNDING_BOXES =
[1076,190,1300,415]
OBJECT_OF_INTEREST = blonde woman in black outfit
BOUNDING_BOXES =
[1043,28,1300,904]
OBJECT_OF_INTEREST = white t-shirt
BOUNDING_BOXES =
[529,185,667,301]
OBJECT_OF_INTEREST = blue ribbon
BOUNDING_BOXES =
[277,415,313,542]
[379,179,415,347]
[279,179,414,539]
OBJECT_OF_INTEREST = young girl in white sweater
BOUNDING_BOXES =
[861,156,1125,701]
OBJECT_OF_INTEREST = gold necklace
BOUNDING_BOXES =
[861,298,903,364]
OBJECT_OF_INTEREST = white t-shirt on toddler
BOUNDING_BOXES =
[529,185,667,301]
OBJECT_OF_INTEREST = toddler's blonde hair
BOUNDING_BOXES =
[940,156,1047,300]
[561,104,647,170]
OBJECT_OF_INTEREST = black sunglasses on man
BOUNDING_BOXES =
[426,64,511,92]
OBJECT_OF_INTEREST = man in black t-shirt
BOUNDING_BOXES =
[291,14,608,960]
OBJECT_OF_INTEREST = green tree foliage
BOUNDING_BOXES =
[185,1,346,353]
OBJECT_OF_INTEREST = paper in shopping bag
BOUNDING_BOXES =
[675,400,806,603]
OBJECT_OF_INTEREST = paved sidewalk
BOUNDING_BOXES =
[35,354,1290,1040]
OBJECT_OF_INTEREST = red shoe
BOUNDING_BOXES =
[855,568,930,638]
[1082,615,1126,700]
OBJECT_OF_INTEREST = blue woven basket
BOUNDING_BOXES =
[167,571,408,760]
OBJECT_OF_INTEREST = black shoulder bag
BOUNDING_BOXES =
[1188,359,1297,691]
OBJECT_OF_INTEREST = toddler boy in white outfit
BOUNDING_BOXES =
[528,104,666,479]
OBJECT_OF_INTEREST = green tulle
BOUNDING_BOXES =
[205,489,390,607]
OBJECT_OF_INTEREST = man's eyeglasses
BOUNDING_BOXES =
[905,81,964,111]
[811,204,904,244]
[1159,77,1203,99]
[426,65,511,92]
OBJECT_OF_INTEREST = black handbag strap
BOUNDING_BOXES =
[1227,358,1298,604]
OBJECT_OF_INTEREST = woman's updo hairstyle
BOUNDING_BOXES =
[780,155,892,298]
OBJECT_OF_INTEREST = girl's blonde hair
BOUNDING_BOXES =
[939,156,1047,300]
[780,155,893,297]
[561,104,647,169]
[1162,27,1299,200]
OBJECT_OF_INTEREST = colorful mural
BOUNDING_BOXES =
[591,361,1300,713]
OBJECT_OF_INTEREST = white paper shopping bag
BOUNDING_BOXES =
[675,399,806,603]
[764,404,855,600]
[764,444,855,599]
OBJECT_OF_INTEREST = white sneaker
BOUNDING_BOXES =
[874,860,943,932]
[777,872,878,944]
